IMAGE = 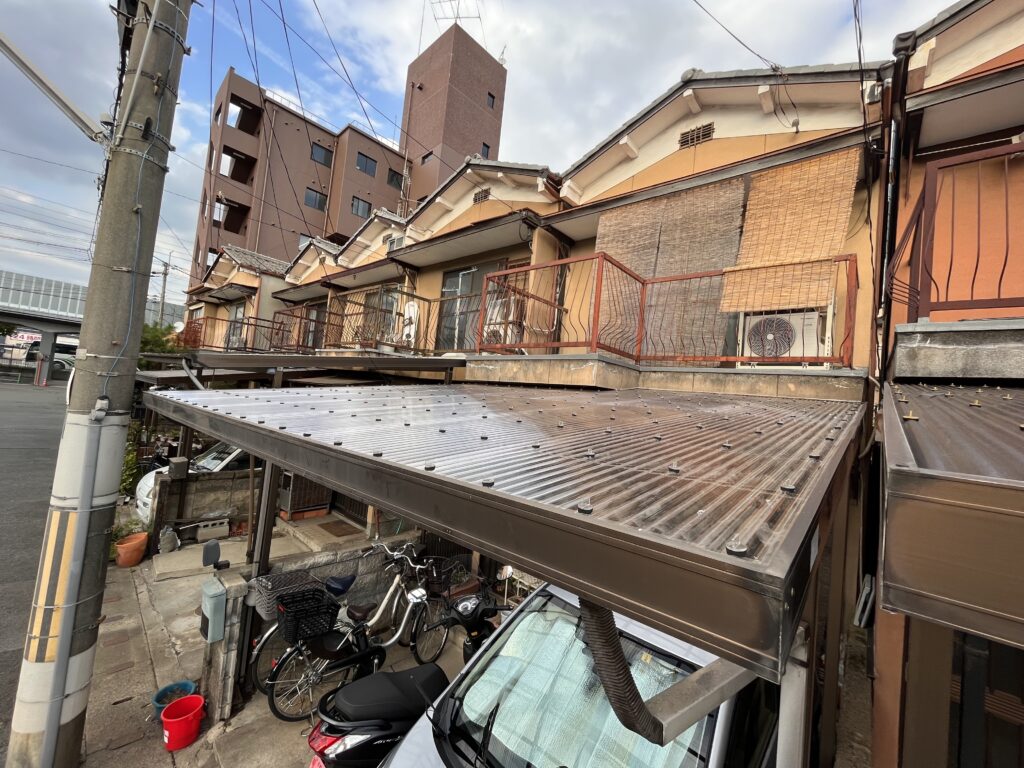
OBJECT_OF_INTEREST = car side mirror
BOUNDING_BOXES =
[203,540,229,570]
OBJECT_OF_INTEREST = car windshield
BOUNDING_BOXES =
[191,442,235,472]
[443,592,715,768]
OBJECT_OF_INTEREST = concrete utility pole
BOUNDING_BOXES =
[6,1,192,765]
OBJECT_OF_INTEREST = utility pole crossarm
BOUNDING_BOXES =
[0,31,108,145]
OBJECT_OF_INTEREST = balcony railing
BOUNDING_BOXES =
[891,142,1024,321]
[178,316,289,353]
[480,252,858,367]
[270,285,486,355]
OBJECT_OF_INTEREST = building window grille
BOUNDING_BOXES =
[679,122,715,149]
[355,151,377,177]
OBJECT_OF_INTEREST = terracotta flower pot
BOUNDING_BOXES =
[115,532,149,568]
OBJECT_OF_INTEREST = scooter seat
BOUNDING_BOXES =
[346,602,377,623]
[325,574,356,598]
[331,663,449,722]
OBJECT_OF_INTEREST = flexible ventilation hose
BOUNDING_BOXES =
[578,598,662,744]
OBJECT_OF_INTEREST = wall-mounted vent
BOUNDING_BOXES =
[679,122,715,149]
[473,188,491,204]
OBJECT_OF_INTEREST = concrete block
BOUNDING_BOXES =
[638,370,696,392]
[777,373,865,401]
[692,371,779,397]
[894,320,1024,380]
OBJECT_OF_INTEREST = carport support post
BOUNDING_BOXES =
[778,626,810,768]
[6,2,192,765]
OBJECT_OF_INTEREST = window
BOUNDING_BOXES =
[487,92,495,109]
[213,201,227,224]
[219,152,233,176]
[473,187,491,204]
[442,592,715,767]
[311,143,333,167]
[481,143,490,159]
[355,152,377,177]
[420,151,433,165]
[304,187,327,211]
[386,235,404,252]
[351,196,371,218]
[227,102,240,127]
[387,168,404,190]
[679,122,715,149]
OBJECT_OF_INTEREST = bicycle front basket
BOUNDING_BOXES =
[253,570,319,620]
[276,589,339,645]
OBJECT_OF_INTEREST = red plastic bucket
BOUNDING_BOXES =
[161,693,205,751]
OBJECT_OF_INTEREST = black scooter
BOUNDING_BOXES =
[308,663,449,768]
[306,573,514,767]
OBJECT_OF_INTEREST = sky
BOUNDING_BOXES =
[0,0,943,310]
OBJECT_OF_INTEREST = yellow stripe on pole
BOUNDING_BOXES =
[27,509,62,662]
[45,515,78,663]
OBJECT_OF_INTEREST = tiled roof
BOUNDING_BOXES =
[221,245,290,277]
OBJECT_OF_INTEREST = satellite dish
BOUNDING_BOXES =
[172,321,185,333]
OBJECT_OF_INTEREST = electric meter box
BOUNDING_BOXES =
[200,576,226,644]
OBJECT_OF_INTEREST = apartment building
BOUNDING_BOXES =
[190,22,507,290]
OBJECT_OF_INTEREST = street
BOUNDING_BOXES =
[0,383,66,760]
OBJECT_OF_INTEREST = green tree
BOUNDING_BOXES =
[138,322,181,369]
[0,322,16,337]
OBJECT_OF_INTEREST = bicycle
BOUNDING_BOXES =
[248,571,358,696]
[264,541,432,721]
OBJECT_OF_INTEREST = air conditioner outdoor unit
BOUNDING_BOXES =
[484,295,525,344]
[738,308,833,365]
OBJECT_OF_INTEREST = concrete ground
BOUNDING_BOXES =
[0,382,67,761]
[80,556,466,767]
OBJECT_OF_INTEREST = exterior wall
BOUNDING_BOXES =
[253,275,288,321]
[402,24,507,203]
[325,128,406,240]
[910,2,1024,92]
[413,243,532,302]
[431,197,559,237]
[250,101,334,263]
[570,102,867,205]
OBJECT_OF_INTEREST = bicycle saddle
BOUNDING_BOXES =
[325,574,356,597]
[346,602,378,623]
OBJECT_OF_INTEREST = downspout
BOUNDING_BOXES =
[879,31,916,380]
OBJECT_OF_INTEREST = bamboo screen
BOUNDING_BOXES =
[720,146,861,312]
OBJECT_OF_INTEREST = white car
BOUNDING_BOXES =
[134,442,260,525]
[377,584,778,768]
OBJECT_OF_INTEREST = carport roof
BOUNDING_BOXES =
[144,383,862,681]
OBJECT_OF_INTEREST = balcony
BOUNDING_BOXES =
[478,252,859,367]
[889,141,1024,323]
[261,254,858,368]
[179,316,290,353]
[271,286,489,356]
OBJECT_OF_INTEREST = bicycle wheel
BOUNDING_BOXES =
[266,645,359,721]
[249,623,289,696]
[412,599,449,665]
